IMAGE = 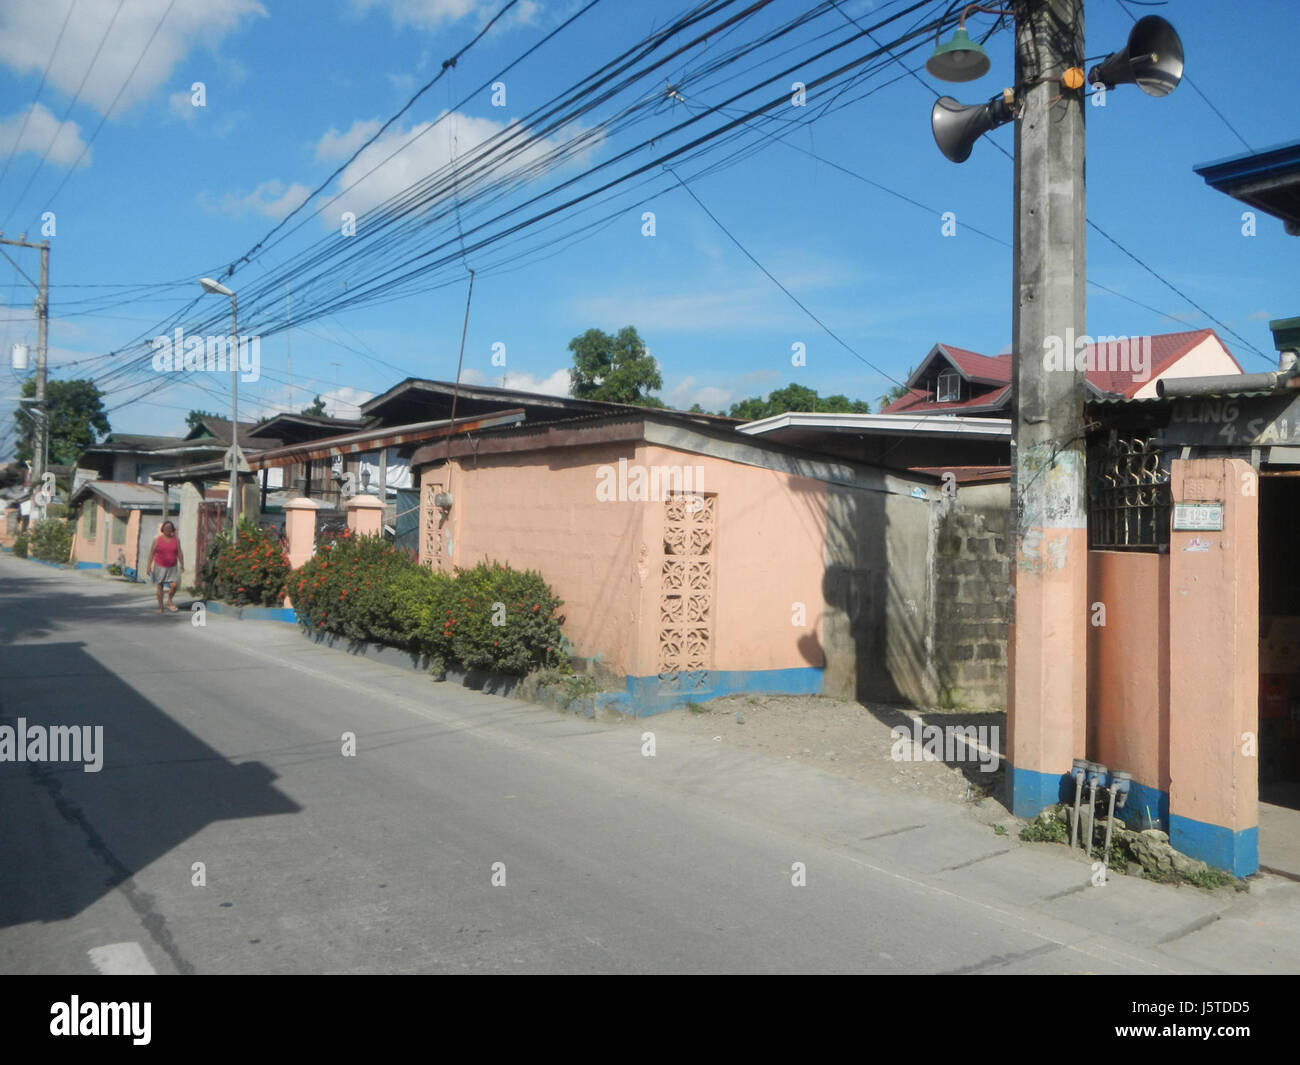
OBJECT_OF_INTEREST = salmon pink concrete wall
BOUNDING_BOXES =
[1167,457,1258,875]
[433,442,648,676]
[631,444,829,679]
[125,510,142,571]
[426,440,835,697]
[1087,551,1169,796]
[72,500,102,566]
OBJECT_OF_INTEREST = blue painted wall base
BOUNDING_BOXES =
[1170,816,1258,878]
[203,600,300,624]
[1008,764,1071,818]
[600,666,824,717]
[1008,762,1256,876]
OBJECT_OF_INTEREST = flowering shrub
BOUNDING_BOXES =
[289,532,435,646]
[288,538,566,676]
[209,520,290,607]
[444,561,566,675]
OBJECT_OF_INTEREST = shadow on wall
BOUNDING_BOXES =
[821,480,935,707]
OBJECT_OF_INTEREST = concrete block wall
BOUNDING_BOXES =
[932,484,1011,710]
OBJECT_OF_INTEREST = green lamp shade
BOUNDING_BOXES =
[926,28,991,83]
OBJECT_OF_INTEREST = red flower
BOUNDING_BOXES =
[532,604,539,612]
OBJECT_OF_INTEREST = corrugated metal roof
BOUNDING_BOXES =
[72,481,168,509]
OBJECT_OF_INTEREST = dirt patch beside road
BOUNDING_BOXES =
[648,692,1009,823]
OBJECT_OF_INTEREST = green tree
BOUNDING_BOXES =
[300,395,327,416]
[877,369,915,411]
[14,379,110,466]
[186,410,221,433]
[567,326,663,407]
[726,382,871,420]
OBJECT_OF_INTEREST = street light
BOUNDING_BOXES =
[925,5,1009,82]
[198,277,240,537]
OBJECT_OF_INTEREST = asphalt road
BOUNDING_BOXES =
[2,556,1298,974]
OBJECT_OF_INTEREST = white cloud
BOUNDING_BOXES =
[459,366,570,396]
[354,0,539,31]
[0,102,89,168]
[665,376,731,412]
[199,179,312,219]
[0,0,267,118]
[319,386,375,419]
[327,110,599,223]
[315,119,383,163]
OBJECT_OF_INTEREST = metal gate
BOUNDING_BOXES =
[315,510,348,547]
[196,501,226,570]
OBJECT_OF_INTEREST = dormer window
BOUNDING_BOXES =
[937,369,962,403]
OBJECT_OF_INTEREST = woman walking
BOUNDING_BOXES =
[146,520,185,613]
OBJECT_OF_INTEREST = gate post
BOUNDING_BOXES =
[179,481,202,583]
[345,494,385,537]
[1167,457,1258,875]
[283,498,321,572]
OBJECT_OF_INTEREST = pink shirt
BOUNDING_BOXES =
[154,535,179,568]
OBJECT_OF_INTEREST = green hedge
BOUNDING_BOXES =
[12,532,28,558]
[288,535,568,675]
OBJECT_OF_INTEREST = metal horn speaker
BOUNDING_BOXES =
[1088,15,1184,97]
[931,90,1015,164]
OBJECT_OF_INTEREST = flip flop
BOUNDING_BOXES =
[167,604,179,612]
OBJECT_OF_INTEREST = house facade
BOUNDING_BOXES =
[68,481,176,577]
[411,408,1013,716]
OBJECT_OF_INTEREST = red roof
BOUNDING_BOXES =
[885,384,1010,414]
[937,344,1011,385]
[882,329,1233,413]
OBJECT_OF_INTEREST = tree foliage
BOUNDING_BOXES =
[877,369,915,411]
[567,326,664,407]
[13,379,110,466]
[186,410,221,433]
[723,382,871,420]
[300,395,327,416]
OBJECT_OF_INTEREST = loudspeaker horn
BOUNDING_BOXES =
[1087,15,1183,97]
[931,90,1015,164]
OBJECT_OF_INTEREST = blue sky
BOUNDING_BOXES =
[0,0,1295,451]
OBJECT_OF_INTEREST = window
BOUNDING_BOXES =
[111,513,127,545]
[82,503,97,539]
[937,369,962,403]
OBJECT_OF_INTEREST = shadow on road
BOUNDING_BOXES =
[0,580,300,936]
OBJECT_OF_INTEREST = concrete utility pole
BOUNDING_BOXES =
[0,235,50,485]
[1007,0,1089,815]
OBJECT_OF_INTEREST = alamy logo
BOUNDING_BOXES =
[595,458,705,503]
[890,719,1000,773]
[151,326,261,382]
[0,718,103,772]
[50,997,150,1045]
[1042,328,1152,382]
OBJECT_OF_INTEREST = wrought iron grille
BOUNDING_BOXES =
[1087,432,1171,551]
[314,511,349,546]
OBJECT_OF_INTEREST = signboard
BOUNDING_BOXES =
[222,445,251,473]
[1159,393,1300,449]
[1172,502,1223,531]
